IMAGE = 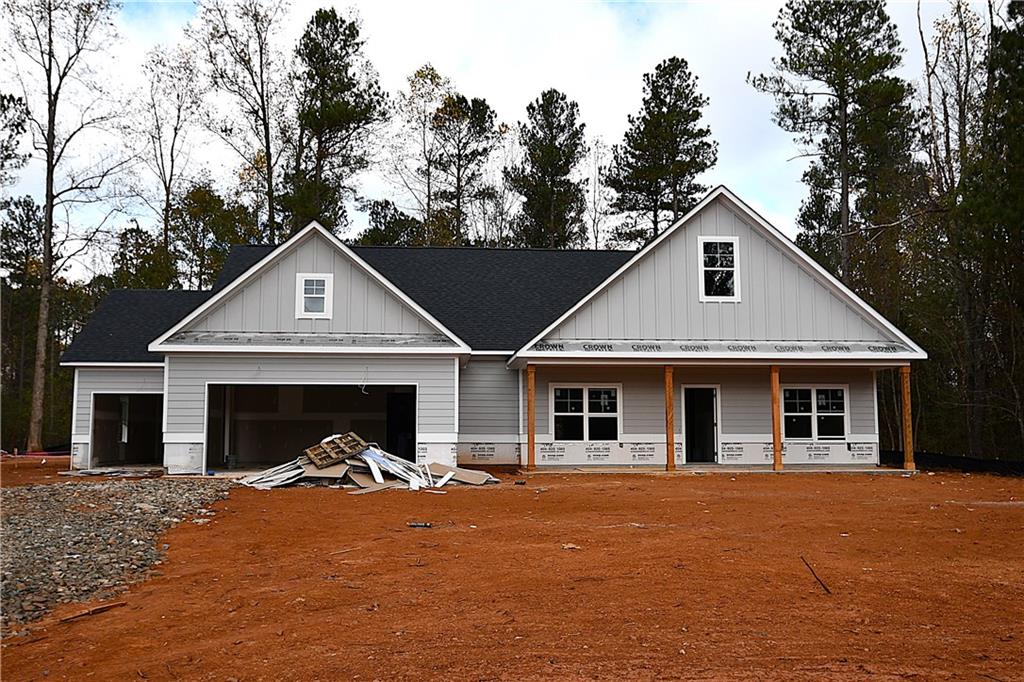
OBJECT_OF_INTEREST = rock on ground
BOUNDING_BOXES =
[1,478,231,630]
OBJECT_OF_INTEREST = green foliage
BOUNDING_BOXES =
[605,57,717,246]
[751,0,914,275]
[505,89,587,248]
[111,226,178,289]
[432,94,500,242]
[0,93,28,187]
[280,7,387,235]
[354,199,425,246]
[169,180,261,290]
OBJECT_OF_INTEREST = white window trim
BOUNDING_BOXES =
[697,235,741,303]
[549,382,623,442]
[779,384,850,442]
[295,273,333,320]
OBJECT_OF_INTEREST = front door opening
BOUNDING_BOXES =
[684,387,718,463]
[91,393,164,467]
[206,384,417,470]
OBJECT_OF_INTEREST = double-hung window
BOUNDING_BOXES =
[698,236,740,301]
[552,386,619,441]
[296,273,333,319]
[782,387,847,440]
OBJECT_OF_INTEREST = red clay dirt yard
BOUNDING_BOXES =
[2,469,1022,681]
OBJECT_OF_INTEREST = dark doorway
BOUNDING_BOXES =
[684,387,718,463]
[206,384,417,469]
[91,393,163,467]
[386,392,416,461]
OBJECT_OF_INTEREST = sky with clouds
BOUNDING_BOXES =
[3,0,990,276]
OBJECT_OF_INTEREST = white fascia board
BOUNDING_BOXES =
[153,344,468,355]
[60,362,165,368]
[148,222,471,353]
[508,185,927,364]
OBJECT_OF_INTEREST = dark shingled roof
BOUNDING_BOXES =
[210,244,635,350]
[62,289,213,363]
[65,244,636,362]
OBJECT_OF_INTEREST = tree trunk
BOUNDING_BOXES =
[27,30,58,453]
[838,90,851,277]
[263,111,276,243]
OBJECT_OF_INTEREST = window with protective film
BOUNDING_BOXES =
[296,273,333,319]
[782,387,846,440]
[552,386,620,441]
[698,236,740,301]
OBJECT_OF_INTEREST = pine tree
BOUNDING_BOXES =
[432,94,499,243]
[281,8,387,235]
[750,0,910,276]
[505,89,587,248]
[606,57,717,246]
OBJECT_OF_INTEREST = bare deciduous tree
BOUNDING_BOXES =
[5,0,129,452]
[194,0,287,242]
[129,44,205,247]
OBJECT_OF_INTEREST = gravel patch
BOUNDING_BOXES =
[1,479,232,631]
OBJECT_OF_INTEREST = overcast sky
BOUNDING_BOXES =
[3,0,989,275]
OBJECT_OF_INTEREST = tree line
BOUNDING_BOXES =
[1,0,1021,462]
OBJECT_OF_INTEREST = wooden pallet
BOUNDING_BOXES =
[303,432,368,469]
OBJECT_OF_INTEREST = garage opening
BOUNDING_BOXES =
[91,394,164,467]
[205,384,416,470]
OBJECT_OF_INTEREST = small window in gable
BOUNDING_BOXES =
[296,273,333,319]
[698,236,740,302]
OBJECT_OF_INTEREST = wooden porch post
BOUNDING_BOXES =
[770,365,783,471]
[901,365,914,470]
[664,366,675,471]
[526,364,536,471]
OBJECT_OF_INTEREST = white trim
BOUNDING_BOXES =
[418,433,458,443]
[452,357,460,433]
[149,222,471,353]
[70,369,80,470]
[470,350,513,356]
[514,352,918,363]
[161,356,170,434]
[163,432,206,443]
[457,434,522,443]
[61,362,165,368]
[153,344,465,355]
[295,272,334,320]
[697,236,741,303]
[510,186,927,363]
[779,383,852,442]
[548,382,623,442]
[872,369,880,437]
[680,384,722,464]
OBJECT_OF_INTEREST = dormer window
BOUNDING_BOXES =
[698,236,740,302]
[296,273,333,319]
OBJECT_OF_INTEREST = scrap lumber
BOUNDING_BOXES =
[238,432,499,493]
[304,432,368,469]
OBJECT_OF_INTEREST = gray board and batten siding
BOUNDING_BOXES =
[183,232,438,336]
[547,195,897,344]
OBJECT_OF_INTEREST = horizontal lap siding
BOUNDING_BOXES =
[165,355,455,434]
[75,368,165,436]
[524,365,877,439]
[458,358,519,435]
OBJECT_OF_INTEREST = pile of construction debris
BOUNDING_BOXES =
[239,432,497,494]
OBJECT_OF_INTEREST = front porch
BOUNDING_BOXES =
[520,362,916,471]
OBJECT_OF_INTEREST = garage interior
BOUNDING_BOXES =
[206,384,416,469]
[90,393,164,467]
